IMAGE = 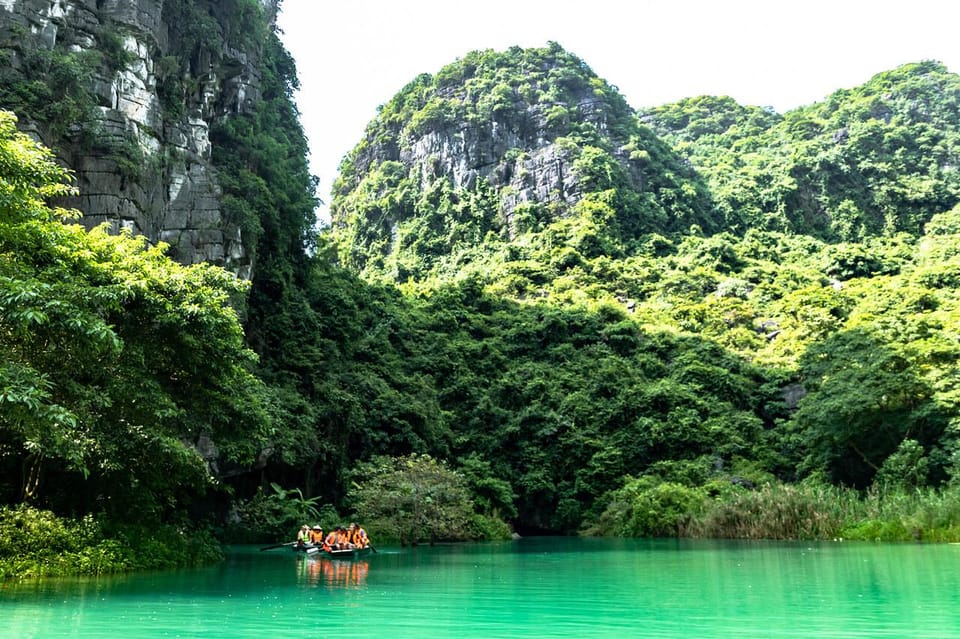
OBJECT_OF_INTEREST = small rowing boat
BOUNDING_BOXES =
[319,547,373,560]
[295,544,372,559]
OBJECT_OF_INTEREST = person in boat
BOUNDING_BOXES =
[348,522,369,549]
[335,525,354,550]
[323,526,339,551]
[309,525,324,545]
[296,524,310,547]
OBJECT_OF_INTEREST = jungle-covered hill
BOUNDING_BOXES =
[4,15,960,575]
[323,47,960,531]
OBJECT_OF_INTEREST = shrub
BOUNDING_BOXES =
[347,454,510,545]
[692,482,851,539]
[0,505,222,579]
[585,478,705,537]
[231,483,337,543]
[466,513,514,541]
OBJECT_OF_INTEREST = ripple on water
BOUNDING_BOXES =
[4,540,960,638]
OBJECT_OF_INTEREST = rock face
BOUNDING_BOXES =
[331,45,710,280]
[0,0,278,278]
[394,99,601,224]
[338,51,640,239]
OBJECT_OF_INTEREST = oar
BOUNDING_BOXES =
[260,541,298,551]
[368,543,378,554]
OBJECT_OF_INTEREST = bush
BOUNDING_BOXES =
[693,482,850,540]
[466,513,514,541]
[585,478,705,537]
[623,482,705,536]
[844,486,960,542]
[0,505,222,579]
[841,519,913,541]
[873,439,928,490]
[347,454,510,545]
[231,483,338,543]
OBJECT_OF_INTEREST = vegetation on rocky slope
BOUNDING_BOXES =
[331,43,716,281]
[321,48,960,539]
[0,110,266,574]
[4,13,960,574]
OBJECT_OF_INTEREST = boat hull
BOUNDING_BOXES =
[318,547,372,560]
[294,544,372,559]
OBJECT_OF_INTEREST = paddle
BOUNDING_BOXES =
[259,541,298,551]
[368,544,378,554]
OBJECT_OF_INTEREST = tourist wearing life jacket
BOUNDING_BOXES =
[296,524,310,547]
[348,522,369,548]
[323,528,338,551]
[335,525,353,549]
[309,525,324,544]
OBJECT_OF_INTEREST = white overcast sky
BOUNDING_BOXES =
[276,0,960,223]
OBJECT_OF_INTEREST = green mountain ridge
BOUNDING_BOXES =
[332,52,960,286]
[330,43,717,282]
[644,60,960,239]
[318,46,960,530]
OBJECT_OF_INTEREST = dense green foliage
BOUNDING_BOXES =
[347,453,510,545]
[0,111,269,516]
[0,23,100,140]
[330,43,716,281]
[319,49,960,538]
[0,110,268,573]
[232,482,340,544]
[642,61,960,238]
[588,476,960,542]
[6,17,960,579]
[0,505,222,578]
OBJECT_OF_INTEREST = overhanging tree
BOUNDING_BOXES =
[0,110,270,522]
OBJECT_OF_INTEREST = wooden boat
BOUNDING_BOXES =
[292,543,372,559]
[321,546,373,560]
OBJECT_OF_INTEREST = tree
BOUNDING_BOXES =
[791,329,941,487]
[0,110,270,522]
[347,454,476,545]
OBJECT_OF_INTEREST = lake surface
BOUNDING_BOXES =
[3,537,960,638]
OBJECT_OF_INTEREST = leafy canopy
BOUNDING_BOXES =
[0,110,270,522]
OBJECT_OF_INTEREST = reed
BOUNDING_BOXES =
[690,482,855,540]
[588,477,960,541]
[841,486,960,542]
[691,482,960,542]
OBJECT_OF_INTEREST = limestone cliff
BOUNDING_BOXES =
[331,44,715,281]
[0,0,279,278]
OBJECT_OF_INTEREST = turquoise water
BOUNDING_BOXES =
[3,537,960,638]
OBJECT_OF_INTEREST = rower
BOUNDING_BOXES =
[323,527,338,551]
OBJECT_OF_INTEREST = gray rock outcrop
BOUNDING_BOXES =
[345,89,633,238]
[0,0,279,278]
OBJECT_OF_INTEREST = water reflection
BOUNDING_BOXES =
[296,555,369,589]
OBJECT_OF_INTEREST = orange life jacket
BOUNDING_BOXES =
[351,527,368,547]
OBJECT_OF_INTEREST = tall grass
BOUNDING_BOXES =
[589,479,960,542]
[842,486,960,542]
[691,482,855,540]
